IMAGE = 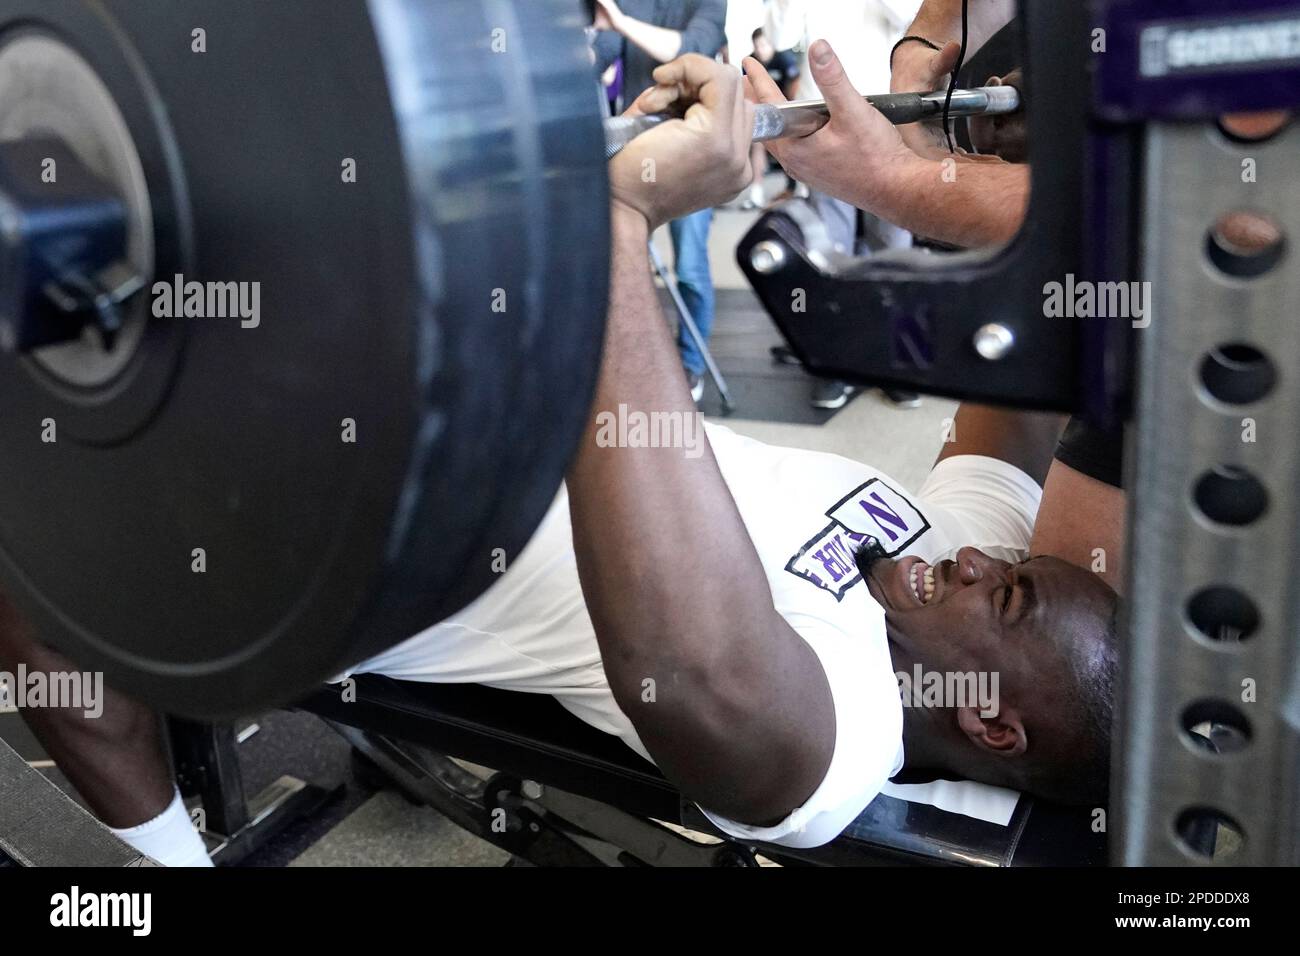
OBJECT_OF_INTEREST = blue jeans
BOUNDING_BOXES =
[669,208,715,377]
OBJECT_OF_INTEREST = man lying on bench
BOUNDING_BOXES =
[0,56,1118,866]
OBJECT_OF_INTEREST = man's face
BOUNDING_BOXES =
[753,35,775,63]
[862,547,1114,716]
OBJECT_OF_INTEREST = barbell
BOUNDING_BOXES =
[605,85,1023,158]
[0,0,609,717]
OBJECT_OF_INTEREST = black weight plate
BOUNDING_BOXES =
[0,0,609,717]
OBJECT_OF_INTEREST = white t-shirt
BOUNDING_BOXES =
[339,423,1041,848]
[724,0,768,61]
[765,0,921,99]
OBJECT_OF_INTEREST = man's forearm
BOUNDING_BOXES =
[906,0,1015,56]
[866,156,1029,248]
[565,211,834,822]
[614,13,684,64]
[1032,461,1127,592]
[568,217,737,681]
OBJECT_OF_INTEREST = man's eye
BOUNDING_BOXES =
[1001,586,1013,614]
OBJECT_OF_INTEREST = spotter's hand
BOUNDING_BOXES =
[743,40,922,213]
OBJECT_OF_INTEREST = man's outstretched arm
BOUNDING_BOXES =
[566,57,834,825]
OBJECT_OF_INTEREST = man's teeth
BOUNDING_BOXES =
[910,564,937,604]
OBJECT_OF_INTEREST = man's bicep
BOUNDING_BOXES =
[700,612,904,847]
[618,613,837,825]
[720,616,839,823]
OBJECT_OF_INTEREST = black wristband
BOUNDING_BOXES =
[889,35,941,72]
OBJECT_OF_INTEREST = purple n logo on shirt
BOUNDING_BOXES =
[853,492,911,543]
[786,479,931,600]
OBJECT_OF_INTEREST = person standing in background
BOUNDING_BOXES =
[721,0,770,208]
[764,0,923,410]
[593,0,728,403]
[745,25,803,208]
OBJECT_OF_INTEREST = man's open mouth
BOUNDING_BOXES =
[893,556,949,607]
[863,551,948,612]
[909,561,936,604]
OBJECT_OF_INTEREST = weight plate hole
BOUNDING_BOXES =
[1175,807,1244,860]
[1218,111,1291,143]
[1191,466,1268,527]
[1206,211,1287,279]
[1198,343,1276,406]
[1181,700,1252,756]
[1186,587,1259,643]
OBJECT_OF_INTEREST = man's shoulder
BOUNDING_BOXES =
[910,455,1045,554]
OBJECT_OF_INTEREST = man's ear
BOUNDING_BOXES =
[956,706,1027,757]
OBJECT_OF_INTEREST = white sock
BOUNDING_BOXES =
[110,788,213,867]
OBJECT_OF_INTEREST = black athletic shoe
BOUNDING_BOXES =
[769,344,801,366]
[811,379,857,410]
[881,388,922,409]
